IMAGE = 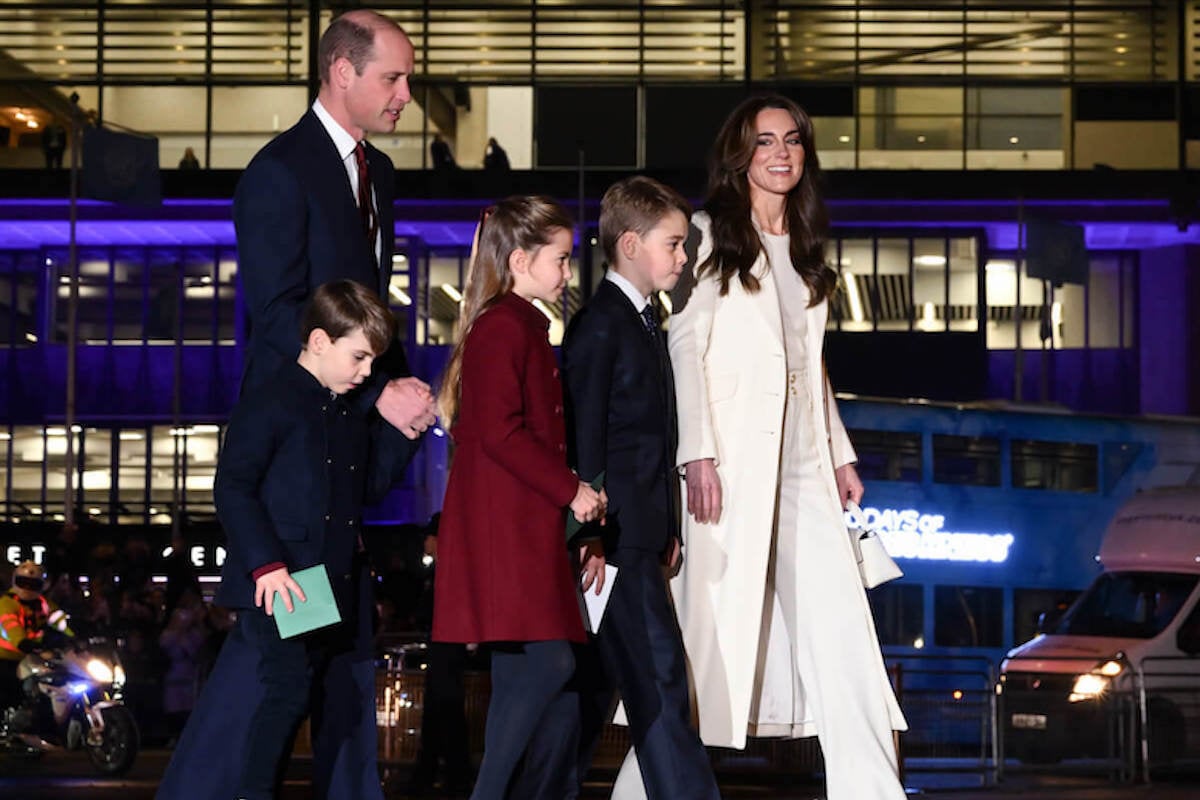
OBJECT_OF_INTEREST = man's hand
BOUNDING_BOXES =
[835,463,865,509]
[254,566,306,617]
[684,458,722,524]
[662,536,682,578]
[376,377,437,439]
[579,539,606,596]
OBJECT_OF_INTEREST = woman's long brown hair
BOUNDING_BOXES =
[436,195,574,424]
[702,94,837,305]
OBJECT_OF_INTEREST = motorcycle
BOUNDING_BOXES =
[1,636,139,775]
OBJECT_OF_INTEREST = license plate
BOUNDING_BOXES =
[1011,713,1047,730]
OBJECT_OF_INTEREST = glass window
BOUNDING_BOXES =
[848,429,922,483]
[183,425,220,521]
[911,238,945,332]
[79,428,113,523]
[53,249,110,344]
[427,249,466,347]
[112,250,147,343]
[857,87,963,169]
[117,428,149,526]
[873,238,910,331]
[13,251,41,348]
[1013,588,1082,646]
[837,239,873,331]
[9,426,46,518]
[1087,255,1122,348]
[1055,572,1198,640]
[217,249,239,344]
[1121,253,1137,348]
[387,249,416,347]
[984,257,1043,350]
[1011,440,1098,493]
[40,425,80,519]
[934,585,1003,648]
[933,434,1001,486]
[948,238,978,332]
[0,253,11,345]
[869,582,924,648]
[182,250,217,343]
[146,250,182,344]
[149,426,181,525]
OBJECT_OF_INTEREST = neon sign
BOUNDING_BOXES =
[846,506,1015,564]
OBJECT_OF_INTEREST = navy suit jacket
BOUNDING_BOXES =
[562,278,681,554]
[233,108,408,404]
[213,361,411,612]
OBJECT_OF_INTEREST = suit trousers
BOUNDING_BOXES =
[598,549,717,800]
[156,560,382,800]
[546,549,713,800]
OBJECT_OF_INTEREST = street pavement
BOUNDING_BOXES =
[3,749,1200,798]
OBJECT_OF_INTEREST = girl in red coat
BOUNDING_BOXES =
[434,196,607,799]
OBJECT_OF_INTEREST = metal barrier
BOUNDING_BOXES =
[884,653,1001,786]
[1134,655,1200,785]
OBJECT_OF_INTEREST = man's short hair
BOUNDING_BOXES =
[301,280,396,355]
[599,176,693,266]
[318,11,400,84]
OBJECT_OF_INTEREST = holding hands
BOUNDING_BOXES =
[377,376,437,439]
[570,481,607,524]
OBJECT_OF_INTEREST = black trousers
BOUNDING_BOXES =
[521,548,719,800]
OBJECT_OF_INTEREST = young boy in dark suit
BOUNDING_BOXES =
[164,280,413,800]
[562,177,720,799]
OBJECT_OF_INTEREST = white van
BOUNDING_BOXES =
[999,486,1200,764]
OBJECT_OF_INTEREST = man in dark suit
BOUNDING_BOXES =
[156,11,434,799]
[556,177,720,799]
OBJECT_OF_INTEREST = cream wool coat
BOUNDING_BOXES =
[667,212,906,750]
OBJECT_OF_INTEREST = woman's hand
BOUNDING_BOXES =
[684,458,722,524]
[834,462,864,509]
[570,482,606,524]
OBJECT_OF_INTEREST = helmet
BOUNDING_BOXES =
[12,560,45,599]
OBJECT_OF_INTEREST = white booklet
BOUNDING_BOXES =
[580,564,618,633]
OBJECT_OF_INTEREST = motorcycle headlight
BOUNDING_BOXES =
[86,658,114,684]
[113,664,126,688]
[1069,673,1110,702]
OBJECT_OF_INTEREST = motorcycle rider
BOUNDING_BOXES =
[0,561,73,731]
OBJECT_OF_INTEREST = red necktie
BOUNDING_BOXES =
[353,141,378,258]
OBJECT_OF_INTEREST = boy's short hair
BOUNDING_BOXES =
[300,280,396,354]
[599,176,693,266]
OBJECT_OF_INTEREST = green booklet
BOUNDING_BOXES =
[272,564,342,639]
[565,470,605,541]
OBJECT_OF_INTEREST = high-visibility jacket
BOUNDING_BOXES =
[0,589,72,661]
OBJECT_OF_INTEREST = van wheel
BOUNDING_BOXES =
[1145,698,1185,765]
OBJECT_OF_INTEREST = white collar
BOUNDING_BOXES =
[605,269,650,312]
[312,99,360,162]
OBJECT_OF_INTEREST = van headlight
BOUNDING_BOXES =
[1068,659,1123,702]
[86,658,114,684]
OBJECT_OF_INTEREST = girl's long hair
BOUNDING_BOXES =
[437,195,574,424]
[702,94,837,305]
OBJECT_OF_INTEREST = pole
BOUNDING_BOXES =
[63,98,82,526]
[1014,195,1024,402]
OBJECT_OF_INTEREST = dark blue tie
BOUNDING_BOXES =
[640,302,658,334]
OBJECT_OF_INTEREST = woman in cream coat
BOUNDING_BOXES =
[612,95,907,800]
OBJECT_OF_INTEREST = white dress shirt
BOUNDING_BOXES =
[312,99,382,265]
[605,268,651,313]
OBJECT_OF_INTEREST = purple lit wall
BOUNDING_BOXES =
[1137,245,1200,416]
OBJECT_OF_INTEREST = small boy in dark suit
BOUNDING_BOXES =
[167,279,413,800]
[562,176,720,799]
